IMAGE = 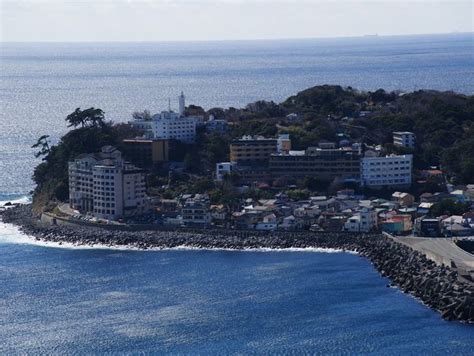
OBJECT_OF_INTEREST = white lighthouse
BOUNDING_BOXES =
[178,91,185,116]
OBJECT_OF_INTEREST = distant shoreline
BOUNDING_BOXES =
[2,31,472,45]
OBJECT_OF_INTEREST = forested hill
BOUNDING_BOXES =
[30,85,473,212]
[207,85,473,183]
[278,85,474,183]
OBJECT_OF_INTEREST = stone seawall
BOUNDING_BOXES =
[1,204,473,324]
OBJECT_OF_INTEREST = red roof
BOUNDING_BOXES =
[426,169,443,175]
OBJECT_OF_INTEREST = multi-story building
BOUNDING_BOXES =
[215,162,234,181]
[230,135,278,164]
[181,194,211,226]
[360,154,413,188]
[393,131,416,148]
[269,146,361,181]
[344,208,378,232]
[129,92,199,143]
[122,139,169,168]
[69,146,148,221]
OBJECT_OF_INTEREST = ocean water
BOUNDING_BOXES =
[1,224,473,354]
[1,34,474,352]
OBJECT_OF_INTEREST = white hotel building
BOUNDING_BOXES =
[360,154,413,188]
[130,92,199,143]
[69,146,148,221]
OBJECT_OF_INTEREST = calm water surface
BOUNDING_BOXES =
[1,224,473,354]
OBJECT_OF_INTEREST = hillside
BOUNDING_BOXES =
[30,86,474,211]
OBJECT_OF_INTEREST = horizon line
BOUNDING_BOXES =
[1,31,472,45]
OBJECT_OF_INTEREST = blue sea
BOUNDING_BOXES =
[1,33,473,353]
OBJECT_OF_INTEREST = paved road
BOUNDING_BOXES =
[393,236,474,272]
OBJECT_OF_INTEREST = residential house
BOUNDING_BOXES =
[380,215,413,235]
[392,192,415,207]
[344,208,378,232]
[256,213,278,231]
[181,195,211,226]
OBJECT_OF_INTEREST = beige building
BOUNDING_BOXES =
[230,135,278,164]
[69,146,148,221]
[122,139,169,168]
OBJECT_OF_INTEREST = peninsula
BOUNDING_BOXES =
[1,85,473,323]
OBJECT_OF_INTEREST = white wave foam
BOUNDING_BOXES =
[0,221,358,254]
[0,194,31,207]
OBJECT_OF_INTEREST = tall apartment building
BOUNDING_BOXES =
[69,146,148,221]
[269,146,361,181]
[129,92,199,143]
[393,131,416,148]
[360,154,413,188]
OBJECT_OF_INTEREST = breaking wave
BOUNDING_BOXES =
[0,221,357,254]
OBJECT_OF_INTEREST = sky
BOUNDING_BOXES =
[0,0,472,42]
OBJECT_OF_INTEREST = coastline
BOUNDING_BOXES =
[1,204,473,324]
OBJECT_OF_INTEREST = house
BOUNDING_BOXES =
[392,192,415,207]
[181,195,211,226]
[232,211,260,230]
[310,196,338,212]
[417,202,434,216]
[344,208,378,232]
[380,214,413,235]
[280,215,297,230]
[293,205,320,219]
[255,213,278,231]
[442,215,463,227]
[415,217,442,237]
[210,205,227,221]
[159,199,179,212]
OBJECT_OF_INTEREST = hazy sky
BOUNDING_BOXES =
[1,0,472,42]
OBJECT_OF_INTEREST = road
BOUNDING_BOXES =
[391,235,474,282]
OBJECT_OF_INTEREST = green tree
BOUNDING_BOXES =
[431,199,470,217]
[66,107,105,128]
[31,135,51,159]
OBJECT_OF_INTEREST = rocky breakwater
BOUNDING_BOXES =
[1,204,473,323]
[357,237,474,323]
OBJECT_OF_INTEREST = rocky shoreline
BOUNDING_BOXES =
[1,204,473,324]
